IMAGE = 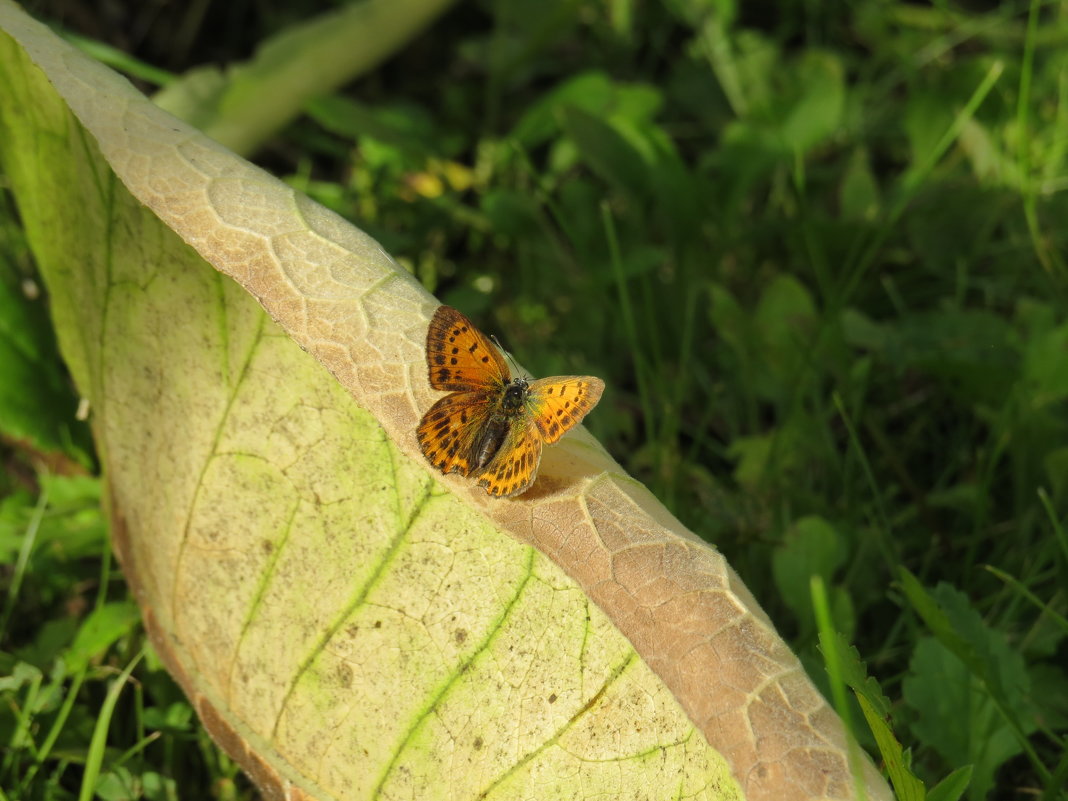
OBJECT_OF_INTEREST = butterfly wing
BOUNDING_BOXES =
[417,390,496,477]
[426,306,510,392]
[474,420,543,498]
[527,376,605,444]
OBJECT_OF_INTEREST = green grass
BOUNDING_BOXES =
[2,0,1068,799]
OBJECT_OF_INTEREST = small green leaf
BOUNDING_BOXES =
[903,638,1021,801]
[65,602,141,673]
[772,516,847,631]
[729,420,815,489]
[17,617,79,670]
[306,96,438,156]
[904,91,954,175]
[512,71,661,149]
[140,771,177,801]
[708,282,748,355]
[1023,322,1068,405]
[728,433,772,487]
[560,106,651,201]
[142,701,194,733]
[840,308,889,351]
[840,148,881,220]
[755,274,817,356]
[900,577,1036,801]
[857,693,927,801]
[0,659,42,691]
[926,766,974,801]
[94,767,137,801]
[898,570,980,676]
[0,259,90,459]
[827,632,891,720]
[480,190,540,237]
[881,309,1017,405]
[778,50,845,154]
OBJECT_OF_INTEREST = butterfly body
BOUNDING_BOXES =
[469,378,529,469]
[417,306,604,497]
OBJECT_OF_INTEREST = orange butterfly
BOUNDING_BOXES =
[417,306,604,497]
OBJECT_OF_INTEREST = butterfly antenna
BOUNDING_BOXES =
[490,333,525,379]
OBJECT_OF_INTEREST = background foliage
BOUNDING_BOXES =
[1,0,1067,799]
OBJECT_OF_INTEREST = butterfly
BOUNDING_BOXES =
[417,305,604,498]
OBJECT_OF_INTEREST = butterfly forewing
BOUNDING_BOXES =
[416,390,496,477]
[426,305,510,392]
[528,376,605,444]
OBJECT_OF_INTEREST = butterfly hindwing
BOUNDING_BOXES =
[527,376,605,444]
[416,390,496,477]
[475,420,544,498]
[426,305,510,392]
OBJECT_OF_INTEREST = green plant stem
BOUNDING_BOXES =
[78,649,145,801]
[0,484,48,644]
[602,201,657,448]
[812,577,868,801]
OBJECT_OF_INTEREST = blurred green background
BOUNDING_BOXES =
[1,0,1067,798]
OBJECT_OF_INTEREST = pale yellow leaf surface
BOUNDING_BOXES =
[0,4,892,800]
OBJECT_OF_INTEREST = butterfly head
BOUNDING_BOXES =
[502,377,530,413]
